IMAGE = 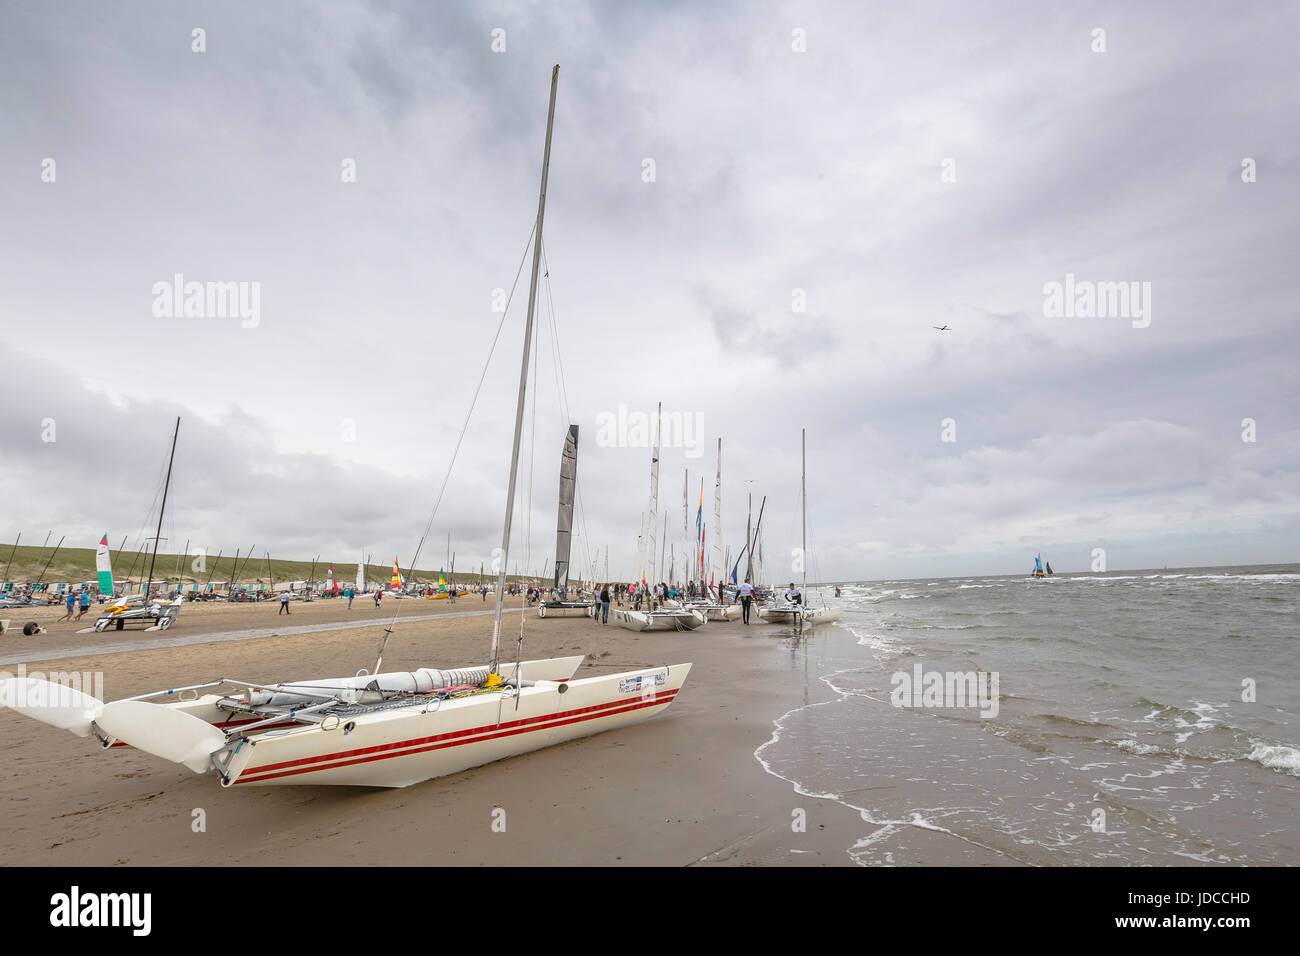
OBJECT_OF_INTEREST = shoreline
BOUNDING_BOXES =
[0,599,868,866]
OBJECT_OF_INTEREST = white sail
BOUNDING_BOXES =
[95,534,114,596]
[356,554,365,593]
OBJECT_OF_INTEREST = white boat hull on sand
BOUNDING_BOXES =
[538,602,592,618]
[757,604,800,625]
[609,608,706,632]
[2,656,693,789]
[690,603,739,621]
[187,660,689,788]
[801,606,842,625]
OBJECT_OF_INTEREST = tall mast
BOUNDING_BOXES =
[745,492,753,582]
[490,64,559,675]
[142,417,180,601]
[659,513,667,588]
[1,532,19,586]
[644,401,661,585]
[681,469,688,589]
[801,427,807,598]
[712,438,722,592]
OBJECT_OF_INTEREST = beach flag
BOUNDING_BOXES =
[95,534,114,596]
[391,557,404,590]
[438,569,446,592]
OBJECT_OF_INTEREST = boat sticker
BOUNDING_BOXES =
[618,673,666,695]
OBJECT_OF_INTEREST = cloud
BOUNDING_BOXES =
[1,0,1297,579]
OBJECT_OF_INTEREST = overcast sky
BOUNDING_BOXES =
[1,0,1297,581]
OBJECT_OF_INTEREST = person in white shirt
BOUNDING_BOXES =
[738,577,756,625]
[785,583,801,605]
[279,591,291,615]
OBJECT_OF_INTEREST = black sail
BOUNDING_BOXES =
[553,424,579,590]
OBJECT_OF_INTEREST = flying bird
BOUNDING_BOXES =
[932,324,951,331]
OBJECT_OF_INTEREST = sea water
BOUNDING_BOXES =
[755,565,1299,865]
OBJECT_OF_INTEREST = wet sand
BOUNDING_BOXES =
[1,599,867,865]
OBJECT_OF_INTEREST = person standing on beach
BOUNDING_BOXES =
[599,583,611,624]
[279,591,290,615]
[374,589,382,608]
[58,590,76,622]
[76,589,91,620]
[346,586,354,609]
[738,577,756,625]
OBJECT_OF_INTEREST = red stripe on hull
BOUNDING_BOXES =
[234,689,678,785]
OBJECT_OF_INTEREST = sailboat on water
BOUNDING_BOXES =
[0,66,691,788]
[1032,554,1046,578]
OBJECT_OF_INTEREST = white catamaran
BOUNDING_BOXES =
[0,66,692,789]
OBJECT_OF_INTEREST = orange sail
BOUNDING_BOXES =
[391,557,404,590]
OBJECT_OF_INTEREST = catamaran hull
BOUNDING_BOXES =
[697,604,739,622]
[78,599,182,634]
[218,664,691,788]
[538,602,592,618]
[609,608,706,632]
[801,607,842,625]
[757,606,800,625]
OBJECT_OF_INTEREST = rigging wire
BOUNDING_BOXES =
[540,239,594,586]
[375,224,536,649]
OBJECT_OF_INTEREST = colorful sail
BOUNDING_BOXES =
[325,563,337,595]
[695,478,703,584]
[392,557,404,589]
[95,534,113,596]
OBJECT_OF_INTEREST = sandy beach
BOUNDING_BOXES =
[0,597,866,866]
